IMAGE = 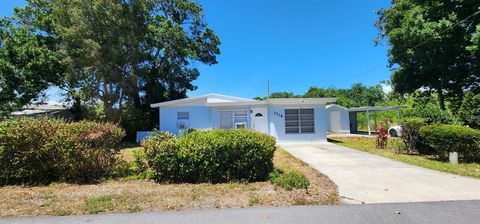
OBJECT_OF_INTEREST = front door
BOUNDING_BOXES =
[251,108,268,133]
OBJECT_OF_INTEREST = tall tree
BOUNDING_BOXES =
[375,0,480,110]
[0,0,63,116]
[54,0,220,122]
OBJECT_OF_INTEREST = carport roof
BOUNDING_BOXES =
[348,106,403,112]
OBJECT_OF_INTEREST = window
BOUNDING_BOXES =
[219,110,248,130]
[220,111,233,129]
[177,111,189,120]
[285,108,314,134]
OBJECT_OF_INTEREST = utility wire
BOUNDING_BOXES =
[333,8,480,87]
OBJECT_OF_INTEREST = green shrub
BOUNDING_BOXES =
[143,129,276,183]
[459,91,480,129]
[269,169,310,191]
[419,125,480,161]
[402,103,460,125]
[399,117,425,150]
[0,119,125,185]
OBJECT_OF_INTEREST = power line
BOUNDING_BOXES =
[333,8,480,87]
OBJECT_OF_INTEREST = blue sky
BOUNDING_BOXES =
[1,0,392,101]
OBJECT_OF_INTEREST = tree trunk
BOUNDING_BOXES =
[437,88,446,111]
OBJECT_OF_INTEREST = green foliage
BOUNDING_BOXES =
[419,125,480,162]
[143,129,276,183]
[1,0,220,122]
[399,117,426,150]
[53,0,221,121]
[129,150,150,179]
[143,129,176,145]
[269,169,310,191]
[0,119,125,185]
[120,107,153,142]
[402,103,459,125]
[459,91,480,129]
[0,1,64,116]
[375,0,480,109]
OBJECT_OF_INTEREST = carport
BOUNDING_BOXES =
[348,106,402,135]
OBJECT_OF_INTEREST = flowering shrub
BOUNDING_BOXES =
[376,118,389,149]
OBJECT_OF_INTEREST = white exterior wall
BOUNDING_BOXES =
[268,105,328,143]
[326,106,350,133]
[159,105,213,135]
[158,104,330,142]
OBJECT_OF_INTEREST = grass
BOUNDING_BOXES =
[0,147,338,218]
[329,137,480,179]
[119,144,142,162]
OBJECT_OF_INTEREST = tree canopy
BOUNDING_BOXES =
[375,0,480,110]
[0,0,63,116]
[0,0,220,123]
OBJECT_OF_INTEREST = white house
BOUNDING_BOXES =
[148,93,336,143]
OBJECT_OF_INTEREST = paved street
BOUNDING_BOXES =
[2,200,480,224]
[280,142,480,204]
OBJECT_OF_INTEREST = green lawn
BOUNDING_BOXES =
[329,137,480,179]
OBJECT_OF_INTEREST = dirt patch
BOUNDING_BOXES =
[0,149,338,218]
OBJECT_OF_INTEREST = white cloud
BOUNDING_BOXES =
[381,83,392,93]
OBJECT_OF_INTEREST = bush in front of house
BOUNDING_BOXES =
[419,125,480,162]
[399,117,425,151]
[142,129,276,183]
[0,119,125,185]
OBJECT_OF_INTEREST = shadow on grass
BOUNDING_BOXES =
[327,138,344,144]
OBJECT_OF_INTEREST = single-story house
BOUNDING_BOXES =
[5,104,73,120]
[148,93,337,143]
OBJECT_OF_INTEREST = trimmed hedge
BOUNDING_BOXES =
[0,119,125,185]
[419,125,480,161]
[142,129,276,183]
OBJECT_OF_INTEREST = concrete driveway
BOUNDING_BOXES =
[279,142,480,204]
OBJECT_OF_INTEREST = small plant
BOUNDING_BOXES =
[130,150,148,175]
[84,195,114,214]
[376,118,389,149]
[248,194,261,206]
[270,169,310,191]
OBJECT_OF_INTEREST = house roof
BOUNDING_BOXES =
[206,97,337,107]
[150,93,256,108]
[150,94,337,108]
[326,104,348,111]
[10,104,67,116]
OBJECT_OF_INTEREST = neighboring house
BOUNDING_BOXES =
[326,104,350,133]
[8,104,73,120]
[148,93,336,143]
